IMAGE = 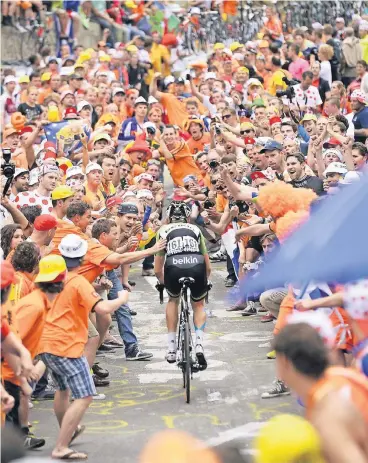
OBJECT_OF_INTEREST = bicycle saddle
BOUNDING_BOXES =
[179,277,195,285]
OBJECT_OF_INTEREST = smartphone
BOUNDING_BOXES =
[120,178,127,189]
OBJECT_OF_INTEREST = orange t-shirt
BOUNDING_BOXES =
[306,367,368,425]
[2,289,49,385]
[165,141,202,186]
[8,271,35,305]
[159,93,207,128]
[38,88,52,105]
[39,273,102,358]
[187,133,211,155]
[215,194,228,213]
[51,219,115,282]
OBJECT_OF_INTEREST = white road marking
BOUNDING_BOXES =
[206,422,265,447]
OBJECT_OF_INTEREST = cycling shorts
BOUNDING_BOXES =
[164,254,207,302]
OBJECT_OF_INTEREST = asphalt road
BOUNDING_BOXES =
[29,263,300,462]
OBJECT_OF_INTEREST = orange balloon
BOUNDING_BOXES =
[139,430,220,463]
[11,112,26,131]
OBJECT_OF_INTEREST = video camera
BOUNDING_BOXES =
[1,148,15,196]
[276,76,299,101]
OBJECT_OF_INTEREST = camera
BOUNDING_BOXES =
[208,160,219,169]
[229,200,249,214]
[203,199,215,209]
[275,76,298,101]
[146,126,156,135]
[201,187,210,197]
[1,148,16,196]
[215,124,221,135]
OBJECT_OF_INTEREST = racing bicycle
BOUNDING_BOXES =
[157,278,211,404]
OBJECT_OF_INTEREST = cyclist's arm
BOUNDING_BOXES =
[154,228,165,284]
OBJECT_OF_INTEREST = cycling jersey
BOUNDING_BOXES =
[157,223,208,301]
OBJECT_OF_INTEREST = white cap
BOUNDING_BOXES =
[164,76,175,87]
[336,17,345,24]
[190,7,201,14]
[323,162,348,176]
[29,168,40,186]
[134,96,148,106]
[14,168,29,178]
[4,75,17,85]
[66,165,85,180]
[148,96,159,105]
[136,189,154,199]
[322,148,343,162]
[205,72,217,80]
[122,191,136,200]
[233,53,245,61]
[143,121,156,131]
[312,22,323,30]
[58,234,88,258]
[339,171,361,184]
[136,173,154,183]
[85,162,103,175]
[113,87,125,97]
[287,311,336,348]
[77,100,92,113]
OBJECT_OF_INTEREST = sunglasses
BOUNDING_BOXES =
[147,160,160,166]
[240,129,253,135]
[120,167,131,173]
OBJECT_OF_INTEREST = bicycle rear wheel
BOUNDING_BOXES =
[184,321,191,403]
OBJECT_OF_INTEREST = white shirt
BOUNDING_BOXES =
[320,61,332,87]
[292,84,323,108]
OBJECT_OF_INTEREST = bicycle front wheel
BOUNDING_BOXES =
[184,321,191,404]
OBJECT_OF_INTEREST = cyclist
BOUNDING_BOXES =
[154,201,211,369]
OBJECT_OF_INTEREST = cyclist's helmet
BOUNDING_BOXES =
[167,201,191,223]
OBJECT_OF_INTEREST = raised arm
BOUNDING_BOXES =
[150,73,165,100]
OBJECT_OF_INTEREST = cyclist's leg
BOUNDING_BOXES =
[166,296,180,360]
[190,263,208,369]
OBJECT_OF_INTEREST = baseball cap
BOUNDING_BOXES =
[351,89,367,103]
[143,121,156,132]
[259,40,269,48]
[213,43,225,50]
[34,214,58,231]
[1,261,16,289]
[85,162,103,175]
[323,162,347,176]
[300,114,317,124]
[14,168,29,179]
[148,96,159,105]
[254,414,323,463]
[126,44,138,53]
[18,75,30,84]
[190,61,207,69]
[250,171,268,181]
[269,116,282,126]
[3,125,18,138]
[322,138,342,149]
[136,189,154,200]
[65,166,85,180]
[134,96,148,106]
[51,185,75,201]
[106,196,123,209]
[322,148,343,161]
[35,255,67,283]
[164,76,175,87]
[117,202,139,215]
[69,73,84,80]
[77,100,92,113]
[247,78,263,88]
[60,90,74,102]
[230,41,242,52]
[63,107,78,119]
[93,133,111,144]
[18,126,33,136]
[244,137,256,145]
[232,83,244,94]
[41,72,52,82]
[113,87,125,97]
[205,72,217,80]
[4,75,17,85]
[240,122,255,131]
[312,22,324,30]
[136,173,154,183]
[260,140,283,153]
[39,164,59,176]
[336,17,345,24]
